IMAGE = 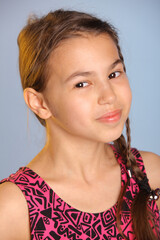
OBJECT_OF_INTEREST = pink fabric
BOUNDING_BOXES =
[1,146,159,239]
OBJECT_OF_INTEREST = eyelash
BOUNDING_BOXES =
[75,71,121,88]
[108,71,121,79]
[75,82,89,88]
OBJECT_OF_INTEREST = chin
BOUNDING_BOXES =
[104,127,123,143]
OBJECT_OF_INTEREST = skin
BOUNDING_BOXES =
[0,33,160,240]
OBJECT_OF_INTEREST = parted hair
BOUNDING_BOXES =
[18,9,158,240]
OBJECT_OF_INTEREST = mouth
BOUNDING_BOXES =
[97,109,122,123]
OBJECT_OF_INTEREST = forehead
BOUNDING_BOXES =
[47,33,119,81]
[51,33,118,59]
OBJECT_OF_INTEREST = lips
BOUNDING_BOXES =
[97,109,122,123]
[98,109,121,119]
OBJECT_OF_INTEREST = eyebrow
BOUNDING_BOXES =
[64,58,123,83]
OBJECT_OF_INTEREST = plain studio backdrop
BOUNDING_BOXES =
[0,0,160,180]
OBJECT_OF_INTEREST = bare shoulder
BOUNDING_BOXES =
[0,182,30,240]
[139,150,160,188]
[139,151,160,209]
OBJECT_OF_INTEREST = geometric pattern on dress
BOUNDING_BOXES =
[0,146,159,239]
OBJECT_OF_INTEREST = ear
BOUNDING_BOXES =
[23,88,52,120]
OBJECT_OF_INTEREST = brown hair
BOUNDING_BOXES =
[18,9,158,239]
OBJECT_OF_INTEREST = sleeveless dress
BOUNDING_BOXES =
[0,146,159,240]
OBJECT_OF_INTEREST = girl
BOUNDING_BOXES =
[0,9,160,240]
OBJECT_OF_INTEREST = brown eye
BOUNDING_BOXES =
[108,71,120,79]
[75,82,89,88]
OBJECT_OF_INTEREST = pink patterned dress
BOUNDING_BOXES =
[1,146,159,239]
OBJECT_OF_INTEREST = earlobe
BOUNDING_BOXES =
[23,88,52,120]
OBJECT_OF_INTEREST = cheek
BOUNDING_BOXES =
[121,83,132,110]
[119,78,132,101]
[69,98,91,121]
[126,84,132,104]
[55,95,92,124]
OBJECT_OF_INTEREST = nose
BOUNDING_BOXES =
[97,82,116,105]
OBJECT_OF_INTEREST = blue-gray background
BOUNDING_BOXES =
[0,0,160,180]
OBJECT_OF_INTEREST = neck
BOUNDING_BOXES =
[39,124,116,182]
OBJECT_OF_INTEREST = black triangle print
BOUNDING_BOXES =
[30,212,39,230]
[85,229,91,237]
[125,189,132,200]
[65,209,81,227]
[122,200,130,212]
[123,214,130,224]
[41,208,52,219]
[97,224,102,234]
[71,213,78,220]
[35,198,42,205]
[19,175,29,182]
[91,229,96,238]
[81,223,91,233]
[107,225,116,237]
[35,217,46,230]
[37,190,44,196]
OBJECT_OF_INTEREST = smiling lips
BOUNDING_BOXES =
[97,109,122,123]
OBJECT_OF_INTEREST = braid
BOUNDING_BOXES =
[125,118,131,167]
[114,118,158,240]
[125,118,144,180]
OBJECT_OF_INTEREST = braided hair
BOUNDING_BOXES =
[114,118,159,239]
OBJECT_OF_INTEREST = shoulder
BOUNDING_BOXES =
[0,181,30,240]
[138,150,160,209]
[139,150,160,189]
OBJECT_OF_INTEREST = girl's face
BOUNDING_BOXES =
[44,33,132,143]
